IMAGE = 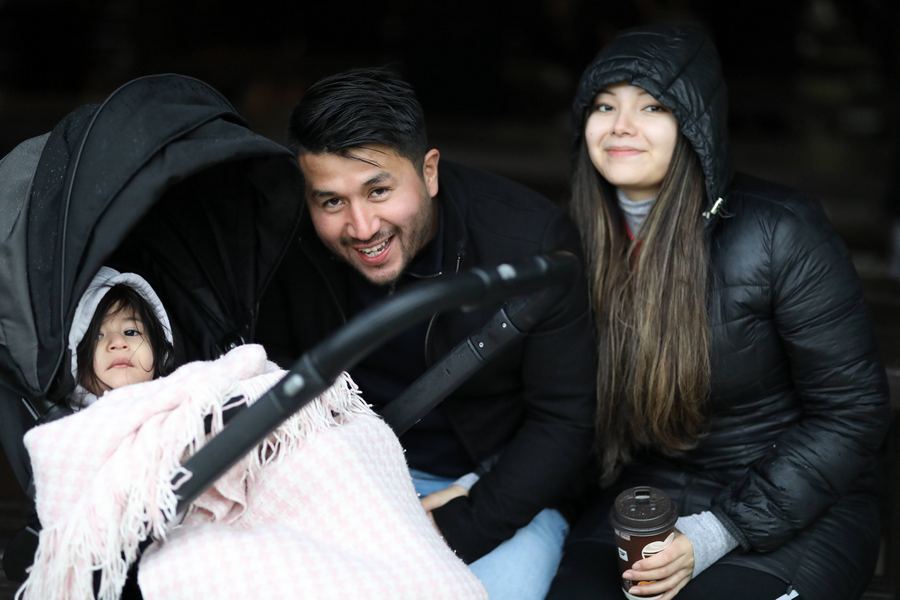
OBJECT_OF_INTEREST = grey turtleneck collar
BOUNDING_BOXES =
[616,188,656,236]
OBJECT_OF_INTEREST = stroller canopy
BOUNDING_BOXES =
[0,74,303,487]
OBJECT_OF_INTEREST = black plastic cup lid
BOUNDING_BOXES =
[609,485,677,535]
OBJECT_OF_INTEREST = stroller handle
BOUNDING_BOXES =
[175,250,579,514]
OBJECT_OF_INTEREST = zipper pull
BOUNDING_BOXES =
[702,197,725,220]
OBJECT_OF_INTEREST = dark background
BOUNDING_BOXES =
[3,0,900,254]
[2,0,899,221]
[1,0,900,595]
[1,1,899,210]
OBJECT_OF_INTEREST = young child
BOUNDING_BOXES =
[2,266,175,589]
[68,266,175,407]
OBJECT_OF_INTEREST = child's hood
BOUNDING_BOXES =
[68,266,173,405]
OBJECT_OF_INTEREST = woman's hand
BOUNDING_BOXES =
[623,532,694,599]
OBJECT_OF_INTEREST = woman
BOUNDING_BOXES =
[547,23,890,600]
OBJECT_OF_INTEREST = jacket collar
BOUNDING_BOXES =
[435,168,469,276]
[405,203,445,279]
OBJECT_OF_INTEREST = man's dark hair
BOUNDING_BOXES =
[287,67,428,167]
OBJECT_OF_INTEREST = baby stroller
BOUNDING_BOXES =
[0,74,305,592]
[0,73,305,499]
[0,74,576,597]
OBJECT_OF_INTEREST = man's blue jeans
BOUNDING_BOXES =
[411,469,569,600]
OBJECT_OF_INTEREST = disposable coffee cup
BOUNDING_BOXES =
[609,486,677,600]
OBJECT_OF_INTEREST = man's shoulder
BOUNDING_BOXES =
[440,162,579,260]
[438,161,572,245]
[439,160,561,214]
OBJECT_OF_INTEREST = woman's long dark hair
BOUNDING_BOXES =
[571,133,711,486]
[76,284,175,396]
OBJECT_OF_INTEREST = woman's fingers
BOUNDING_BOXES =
[630,533,693,572]
[623,533,694,597]
[624,562,682,583]
[624,570,690,598]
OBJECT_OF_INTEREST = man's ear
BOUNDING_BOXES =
[422,148,440,198]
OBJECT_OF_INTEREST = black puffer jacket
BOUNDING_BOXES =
[570,24,890,598]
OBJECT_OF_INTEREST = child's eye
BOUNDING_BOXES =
[643,104,668,113]
[124,329,142,337]
[96,332,104,341]
[593,103,614,113]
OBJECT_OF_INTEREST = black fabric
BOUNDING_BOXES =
[0,388,35,493]
[2,519,39,583]
[680,565,793,600]
[109,153,302,363]
[17,106,95,399]
[256,160,597,562]
[345,209,475,477]
[547,531,792,600]
[564,23,890,598]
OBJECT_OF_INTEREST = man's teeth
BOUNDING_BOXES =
[360,239,389,257]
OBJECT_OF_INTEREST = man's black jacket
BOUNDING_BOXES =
[256,160,596,561]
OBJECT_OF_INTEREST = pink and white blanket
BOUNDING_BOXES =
[18,345,486,600]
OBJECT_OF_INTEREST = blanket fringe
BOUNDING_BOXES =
[248,372,373,474]
[18,360,371,600]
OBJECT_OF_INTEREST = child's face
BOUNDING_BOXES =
[89,303,155,394]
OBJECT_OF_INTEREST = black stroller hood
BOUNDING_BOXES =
[0,73,303,406]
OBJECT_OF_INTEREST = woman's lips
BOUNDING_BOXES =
[606,146,644,157]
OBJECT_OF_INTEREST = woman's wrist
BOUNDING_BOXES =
[675,511,739,577]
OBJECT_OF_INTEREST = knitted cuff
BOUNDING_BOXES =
[675,511,739,578]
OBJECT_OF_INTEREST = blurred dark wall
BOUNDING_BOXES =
[0,3,897,275]
[1,1,895,138]
[0,1,897,277]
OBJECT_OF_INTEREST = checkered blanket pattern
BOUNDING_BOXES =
[17,344,485,600]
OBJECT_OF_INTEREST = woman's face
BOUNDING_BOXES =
[584,83,678,200]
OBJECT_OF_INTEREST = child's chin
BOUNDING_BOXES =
[105,371,152,391]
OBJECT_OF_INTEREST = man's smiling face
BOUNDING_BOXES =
[300,145,440,286]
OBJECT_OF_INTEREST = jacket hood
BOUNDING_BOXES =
[572,23,732,207]
[68,266,173,406]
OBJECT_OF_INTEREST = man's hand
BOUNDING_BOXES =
[421,484,469,512]
[420,484,469,534]
[622,531,694,599]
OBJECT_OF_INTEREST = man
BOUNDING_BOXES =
[256,68,595,599]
